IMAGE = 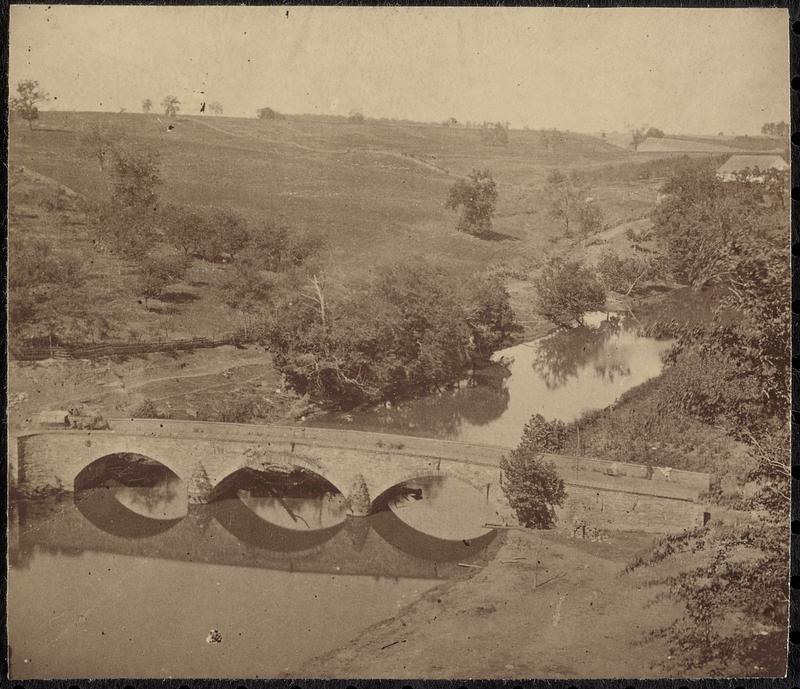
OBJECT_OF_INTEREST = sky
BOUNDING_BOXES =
[8,5,790,135]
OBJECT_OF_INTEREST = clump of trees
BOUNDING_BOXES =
[11,79,49,130]
[141,99,153,114]
[500,414,567,528]
[445,169,498,236]
[534,256,605,327]
[348,111,366,124]
[652,166,783,289]
[622,163,789,672]
[480,122,509,146]
[760,121,788,137]
[260,260,517,408]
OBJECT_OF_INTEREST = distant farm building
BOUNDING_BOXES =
[716,154,788,182]
[636,137,737,154]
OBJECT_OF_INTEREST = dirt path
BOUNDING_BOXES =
[296,529,698,679]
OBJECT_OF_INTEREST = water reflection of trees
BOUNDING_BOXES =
[361,361,511,438]
[532,316,631,389]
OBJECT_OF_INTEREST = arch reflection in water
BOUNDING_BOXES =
[73,453,187,538]
[369,476,497,561]
[209,466,348,552]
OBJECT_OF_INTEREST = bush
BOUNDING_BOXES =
[131,399,165,419]
[500,415,567,528]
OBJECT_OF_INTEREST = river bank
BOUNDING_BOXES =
[297,527,709,679]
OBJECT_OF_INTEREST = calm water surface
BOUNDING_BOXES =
[310,312,672,446]
[9,313,669,678]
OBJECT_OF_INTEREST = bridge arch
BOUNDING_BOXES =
[74,452,183,492]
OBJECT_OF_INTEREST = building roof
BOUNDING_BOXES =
[716,154,788,175]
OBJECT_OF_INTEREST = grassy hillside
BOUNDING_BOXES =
[9,111,671,344]
[9,112,642,278]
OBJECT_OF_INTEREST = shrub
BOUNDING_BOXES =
[131,399,165,419]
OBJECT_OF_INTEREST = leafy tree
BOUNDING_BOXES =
[159,203,203,255]
[534,256,605,327]
[348,111,365,124]
[257,107,280,120]
[161,95,181,118]
[107,143,162,210]
[10,79,48,130]
[597,250,658,296]
[500,415,567,528]
[221,259,279,336]
[577,200,604,236]
[79,122,124,171]
[138,253,190,308]
[461,273,518,360]
[445,169,498,236]
[544,169,587,236]
[645,127,665,138]
[141,99,153,114]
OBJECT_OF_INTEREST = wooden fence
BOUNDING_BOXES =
[10,335,245,362]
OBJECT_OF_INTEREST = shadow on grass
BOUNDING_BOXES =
[475,230,520,242]
[160,291,201,304]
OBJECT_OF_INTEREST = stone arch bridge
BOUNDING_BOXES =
[15,418,711,531]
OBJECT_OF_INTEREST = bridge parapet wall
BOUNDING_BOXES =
[16,419,711,532]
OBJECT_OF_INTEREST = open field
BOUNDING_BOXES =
[10,112,660,281]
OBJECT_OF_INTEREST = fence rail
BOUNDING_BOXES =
[10,335,244,361]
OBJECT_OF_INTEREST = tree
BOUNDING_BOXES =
[221,260,278,336]
[597,250,658,296]
[534,256,605,327]
[138,253,190,308]
[761,121,788,137]
[257,107,280,120]
[208,101,224,116]
[544,169,587,236]
[158,203,203,256]
[630,127,647,150]
[11,79,48,130]
[445,169,498,236]
[499,415,567,528]
[348,111,365,124]
[161,95,181,118]
[141,99,153,114]
[107,143,162,210]
[79,122,124,171]
[577,200,604,236]
[645,127,665,138]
